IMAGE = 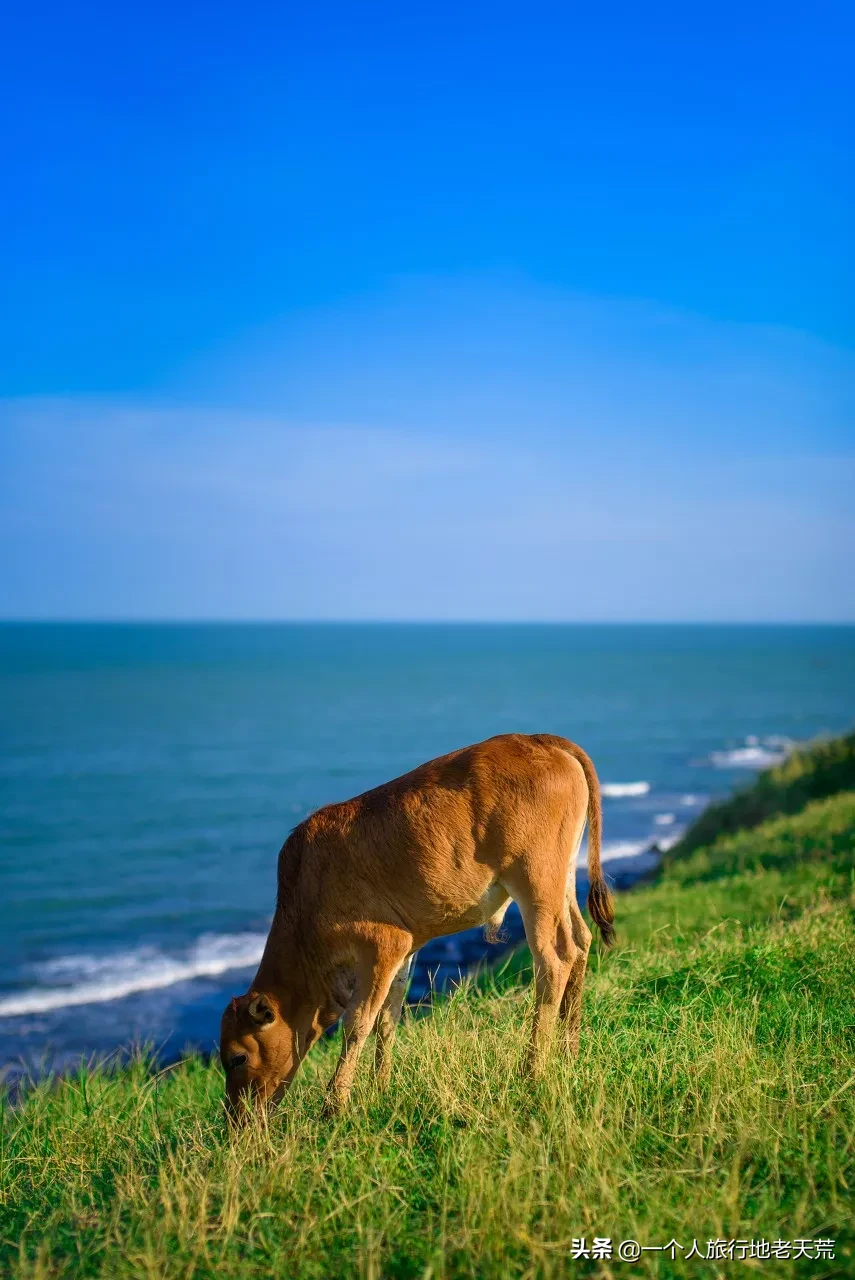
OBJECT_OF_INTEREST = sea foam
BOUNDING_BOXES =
[709,744,790,769]
[601,781,650,797]
[0,933,266,1018]
[598,839,651,862]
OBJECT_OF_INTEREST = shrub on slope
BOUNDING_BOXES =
[665,730,855,861]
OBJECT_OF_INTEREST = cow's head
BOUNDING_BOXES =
[219,990,303,1123]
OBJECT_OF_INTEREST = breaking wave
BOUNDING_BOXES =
[601,781,650,798]
[0,932,266,1018]
[709,735,795,769]
[599,839,651,862]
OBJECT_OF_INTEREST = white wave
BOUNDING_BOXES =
[601,781,650,798]
[590,823,688,864]
[707,734,798,771]
[654,813,676,825]
[598,839,651,863]
[0,932,266,1018]
[709,746,788,769]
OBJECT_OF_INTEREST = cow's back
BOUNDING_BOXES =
[279,735,585,942]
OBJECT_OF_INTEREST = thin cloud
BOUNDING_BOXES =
[1,277,852,620]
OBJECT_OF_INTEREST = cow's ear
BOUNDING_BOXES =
[248,994,276,1027]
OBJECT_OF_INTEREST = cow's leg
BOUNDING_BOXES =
[326,929,412,1113]
[373,952,415,1088]
[522,902,577,1076]
[504,869,577,1078]
[559,900,592,1055]
[559,818,592,1055]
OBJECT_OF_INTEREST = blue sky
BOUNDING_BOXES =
[1,0,853,619]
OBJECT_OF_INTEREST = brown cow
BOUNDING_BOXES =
[220,732,614,1118]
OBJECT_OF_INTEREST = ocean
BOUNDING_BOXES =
[1,622,853,1078]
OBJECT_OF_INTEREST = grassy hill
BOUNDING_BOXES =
[2,743,854,1277]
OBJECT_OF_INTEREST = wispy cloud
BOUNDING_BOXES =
[2,276,852,620]
[174,273,853,455]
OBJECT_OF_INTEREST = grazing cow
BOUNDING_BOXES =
[220,733,614,1118]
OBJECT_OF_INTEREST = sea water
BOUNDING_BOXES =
[1,623,853,1075]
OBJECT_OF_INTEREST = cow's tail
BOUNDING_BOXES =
[565,741,615,947]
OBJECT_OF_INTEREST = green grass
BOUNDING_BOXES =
[2,793,855,1276]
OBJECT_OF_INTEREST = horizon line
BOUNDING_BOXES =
[1,618,854,628]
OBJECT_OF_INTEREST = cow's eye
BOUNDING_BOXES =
[227,1052,248,1071]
